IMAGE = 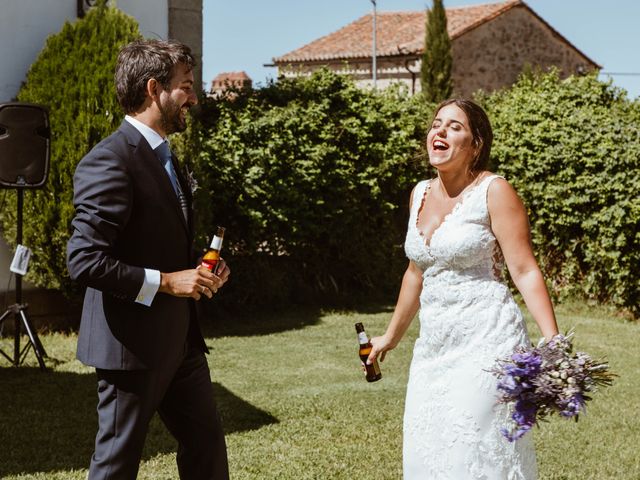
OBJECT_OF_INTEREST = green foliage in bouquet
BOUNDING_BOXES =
[174,70,432,307]
[481,69,640,316]
[0,1,140,294]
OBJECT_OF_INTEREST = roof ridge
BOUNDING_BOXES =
[272,13,372,62]
[271,0,596,68]
[358,1,519,15]
[450,0,522,39]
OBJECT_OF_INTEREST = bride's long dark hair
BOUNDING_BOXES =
[427,98,494,172]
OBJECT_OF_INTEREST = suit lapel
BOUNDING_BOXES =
[119,122,191,235]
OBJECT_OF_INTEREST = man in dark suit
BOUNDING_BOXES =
[67,39,230,479]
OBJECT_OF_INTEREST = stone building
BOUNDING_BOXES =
[272,0,599,96]
[209,71,253,97]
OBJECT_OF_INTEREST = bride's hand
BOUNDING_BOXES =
[368,334,397,364]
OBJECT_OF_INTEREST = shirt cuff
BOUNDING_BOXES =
[135,268,160,306]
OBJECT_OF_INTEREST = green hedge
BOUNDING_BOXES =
[0,3,140,294]
[180,69,639,314]
[175,71,431,306]
[482,70,639,316]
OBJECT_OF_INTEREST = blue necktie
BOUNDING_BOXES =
[155,141,188,221]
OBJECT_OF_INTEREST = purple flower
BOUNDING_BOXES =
[513,400,537,427]
[559,394,585,417]
[498,374,523,396]
[507,352,542,377]
[501,424,533,442]
[512,351,542,367]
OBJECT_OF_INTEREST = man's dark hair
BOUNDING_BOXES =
[432,98,493,172]
[115,39,195,114]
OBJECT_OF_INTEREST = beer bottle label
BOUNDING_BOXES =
[357,332,368,344]
[209,235,223,250]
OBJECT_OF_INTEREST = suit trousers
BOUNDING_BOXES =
[88,343,229,480]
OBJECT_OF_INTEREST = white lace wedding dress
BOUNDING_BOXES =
[403,175,537,479]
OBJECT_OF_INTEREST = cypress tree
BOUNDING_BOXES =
[420,0,453,102]
[0,1,140,294]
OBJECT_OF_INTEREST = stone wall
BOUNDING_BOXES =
[451,5,595,97]
[169,0,203,96]
[278,57,421,95]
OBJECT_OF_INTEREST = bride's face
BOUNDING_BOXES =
[426,104,476,172]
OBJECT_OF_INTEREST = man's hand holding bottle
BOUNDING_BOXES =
[159,226,230,300]
[159,259,229,300]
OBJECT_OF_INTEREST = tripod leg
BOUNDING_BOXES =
[0,309,18,366]
[19,310,47,358]
[0,310,14,362]
[19,310,47,371]
[0,309,12,324]
[14,314,21,366]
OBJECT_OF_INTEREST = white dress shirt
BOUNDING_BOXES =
[124,115,168,306]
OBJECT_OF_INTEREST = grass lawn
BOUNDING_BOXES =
[0,301,638,479]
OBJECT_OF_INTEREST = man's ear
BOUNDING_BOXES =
[146,78,160,100]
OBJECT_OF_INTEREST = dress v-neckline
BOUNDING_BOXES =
[416,176,490,248]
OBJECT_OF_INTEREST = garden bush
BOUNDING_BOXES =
[0,2,140,294]
[482,70,639,316]
[175,71,432,307]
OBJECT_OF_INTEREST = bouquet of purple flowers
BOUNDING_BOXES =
[492,331,615,442]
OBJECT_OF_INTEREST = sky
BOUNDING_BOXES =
[202,0,640,99]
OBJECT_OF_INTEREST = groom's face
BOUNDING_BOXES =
[158,63,197,134]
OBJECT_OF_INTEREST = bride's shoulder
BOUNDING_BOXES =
[482,171,511,187]
[408,178,433,208]
[485,173,524,211]
[479,171,510,191]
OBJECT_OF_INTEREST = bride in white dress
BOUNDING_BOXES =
[368,99,559,479]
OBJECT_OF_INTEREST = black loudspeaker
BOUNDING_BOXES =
[0,102,50,189]
[77,0,98,18]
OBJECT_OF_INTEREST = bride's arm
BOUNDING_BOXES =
[487,178,559,340]
[369,260,422,363]
[369,185,423,363]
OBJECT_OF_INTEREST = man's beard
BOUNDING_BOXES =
[159,96,187,134]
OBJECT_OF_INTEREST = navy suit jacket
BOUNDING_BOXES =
[67,120,206,370]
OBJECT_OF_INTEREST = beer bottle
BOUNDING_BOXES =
[201,226,225,274]
[355,322,382,382]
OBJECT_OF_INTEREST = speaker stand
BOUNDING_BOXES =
[0,189,47,371]
[0,303,47,370]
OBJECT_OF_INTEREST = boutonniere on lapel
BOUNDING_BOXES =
[185,167,199,195]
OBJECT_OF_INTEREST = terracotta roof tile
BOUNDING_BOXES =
[211,71,252,82]
[273,0,523,63]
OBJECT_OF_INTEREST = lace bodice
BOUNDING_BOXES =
[401,175,537,479]
[405,175,504,279]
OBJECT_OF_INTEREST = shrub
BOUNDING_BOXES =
[175,71,432,307]
[0,3,140,293]
[421,0,453,102]
[482,70,640,316]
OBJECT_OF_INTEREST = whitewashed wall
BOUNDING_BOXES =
[0,0,169,289]
[0,0,169,103]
